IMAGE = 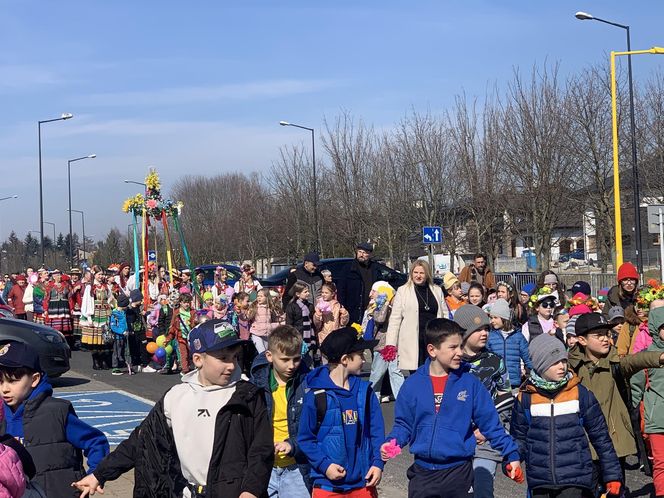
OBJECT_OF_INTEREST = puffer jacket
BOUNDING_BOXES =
[569,344,661,458]
[0,444,25,498]
[511,376,622,491]
[487,329,532,388]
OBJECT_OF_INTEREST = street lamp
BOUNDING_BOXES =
[44,221,56,267]
[68,209,86,263]
[38,113,73,265]
[279,120,321,253]
[68,154,96,267]
[576,12,643,272]
[124,180,146,188]
[610,46,664,268]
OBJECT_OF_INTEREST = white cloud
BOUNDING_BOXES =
[76,78,343,107]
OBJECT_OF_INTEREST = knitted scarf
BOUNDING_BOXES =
[296,299,313,344]
[529,370,572,392]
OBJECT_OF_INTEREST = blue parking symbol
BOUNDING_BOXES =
[422,226,442,244]
[56,390,153,446]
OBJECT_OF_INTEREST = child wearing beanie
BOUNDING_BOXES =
[511,334,622,497]
[486,298,532,391]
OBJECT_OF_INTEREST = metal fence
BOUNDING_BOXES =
[494,272,617,293]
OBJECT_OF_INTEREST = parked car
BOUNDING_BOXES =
[194,264,243,288]
[559,249,585,263]
[0,295,14,318]
[259,258,408,296]
[0,318,70,377]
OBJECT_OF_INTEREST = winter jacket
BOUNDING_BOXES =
[249,305,281,338]
[632,322,652,353]
[604,285,636,315]
[385,283,446,371]
[386,359,520,471]
[1,376,109,498]
[156,306,172,337]
[93,380,273,498]
[632,307,664,433]
[250,352,311,482]
[522,315,554,343]
[22,284,34,313]
[616,322,639,357]
[285,300,314,335]
[7,285,25,315]
[511,376,622,490]
[297,366,385,492]
[486,329,532,389]
[166,307,196,342]
[568,344,661,458]
[283,266,324,308]
[0,444,25,498]
[313,299,349,345]
[336,259,382,325]
[458,265,496,290]
[361,299,392,351]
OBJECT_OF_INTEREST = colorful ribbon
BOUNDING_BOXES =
[132,213,140,289]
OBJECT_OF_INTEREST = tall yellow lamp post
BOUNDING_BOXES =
[610,46,664,268]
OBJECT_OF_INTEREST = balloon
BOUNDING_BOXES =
[151,353,164,364]
[165,344,173,355]
[156,335,166,347]
[155,347,166,359]
[146,342,158,354]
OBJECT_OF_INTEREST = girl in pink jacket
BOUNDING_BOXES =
[247,289,283,353]
[313,282,350,347]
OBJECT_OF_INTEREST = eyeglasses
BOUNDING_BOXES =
[539,301,555,309]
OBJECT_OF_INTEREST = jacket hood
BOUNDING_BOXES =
[27,375,53,402]
[182,366,243,392]
[250,351,309,390]
[305,365,359,396]
[649,307,664,348]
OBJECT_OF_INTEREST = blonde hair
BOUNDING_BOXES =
[408,260,433,287]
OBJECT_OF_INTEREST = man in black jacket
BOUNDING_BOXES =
[283,252,323,308]
[337,242,382,325]
[73,320,273,498]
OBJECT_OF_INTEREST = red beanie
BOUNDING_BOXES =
[617,262,638,282]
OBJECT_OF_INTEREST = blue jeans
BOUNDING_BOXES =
[473,457,497,498]
[267,465,310,498]
[369,352,405,399]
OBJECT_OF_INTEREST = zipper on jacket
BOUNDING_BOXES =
[428,375,445,459]
[550,399,557,485]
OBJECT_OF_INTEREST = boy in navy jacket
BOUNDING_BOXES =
[298,327,385,497]
[0,341,109,497]
[382,318,523,498]
[250,325,311,497]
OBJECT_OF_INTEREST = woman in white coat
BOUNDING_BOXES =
[385,260,448,371]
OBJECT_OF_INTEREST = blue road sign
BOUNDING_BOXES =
[55,390,153,446]
[422,226,442,244]
[148,250,157,262]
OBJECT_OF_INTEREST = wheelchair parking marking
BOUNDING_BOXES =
[55,390,154,446]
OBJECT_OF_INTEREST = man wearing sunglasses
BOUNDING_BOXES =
[522,291,557,342]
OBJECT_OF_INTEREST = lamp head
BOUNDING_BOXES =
[575,11,594,20]
[12,195,17,199]
[88,154,96,159]
[61,113,74,120]
[279,121,290,126]
[651,47,664,54]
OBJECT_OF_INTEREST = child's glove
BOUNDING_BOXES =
[605,481,621,496]
[380,439,402,460]
[380,345,397,362]
[503,463,524,484]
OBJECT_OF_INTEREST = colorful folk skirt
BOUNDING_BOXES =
[72,309,82,337]
[46,298,72,334]
[33,313,45,325]
[81,304,112,348]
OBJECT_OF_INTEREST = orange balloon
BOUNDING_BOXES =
[146,342,158,354]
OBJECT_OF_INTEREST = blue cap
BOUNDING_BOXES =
[188,320,246,354]
[0,341,42,371]
[521,283,536,296]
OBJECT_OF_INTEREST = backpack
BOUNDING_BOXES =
[109,309,127,336]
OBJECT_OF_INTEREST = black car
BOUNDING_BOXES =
[260,257,408,295]
[0,318,70,377]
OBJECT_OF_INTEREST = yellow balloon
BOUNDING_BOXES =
[156,335,166,347]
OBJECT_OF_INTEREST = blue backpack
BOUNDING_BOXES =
[109,309,127,336]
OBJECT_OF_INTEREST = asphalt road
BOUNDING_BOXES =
[61,351,656,498]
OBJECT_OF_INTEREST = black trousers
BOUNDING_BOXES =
[408,461,473,498]
[531,487,593,498]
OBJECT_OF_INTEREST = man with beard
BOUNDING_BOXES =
[459,253,496,291]
[337,242,381,325]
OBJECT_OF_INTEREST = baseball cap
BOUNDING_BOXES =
[0,341,42,371]
[320,327,378,363]
[188,320,246,354]
[608,306,626,325]
[574,312,611,336]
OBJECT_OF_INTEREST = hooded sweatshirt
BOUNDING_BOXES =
[163,367,241,486]
[297,366,385,491]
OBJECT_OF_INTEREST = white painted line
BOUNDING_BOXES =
[108,389,156,406]
[93,418,146,429]
[79,414,150,420]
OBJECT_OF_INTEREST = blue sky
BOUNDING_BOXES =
[1,1,663,242]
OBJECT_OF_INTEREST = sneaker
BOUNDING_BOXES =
[142,365,157,373]
[111,369,123,376]
[157,367,169,374]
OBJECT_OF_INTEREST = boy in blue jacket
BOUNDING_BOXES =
[298,326,385,497]
[382,318,523,498]
[0,340,109,497]
[511,333,622,498]
[250,325,311,497]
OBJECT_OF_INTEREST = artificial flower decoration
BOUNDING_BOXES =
[565,292,600,312]
[637,280,664,309]
[528,286,554,308]
[351,322,363,337]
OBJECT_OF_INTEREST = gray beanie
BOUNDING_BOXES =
[529,334,568,376]
[488,298,511,321]
[454,304,490,340]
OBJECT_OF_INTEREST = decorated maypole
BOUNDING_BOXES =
[122,169,200,306]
